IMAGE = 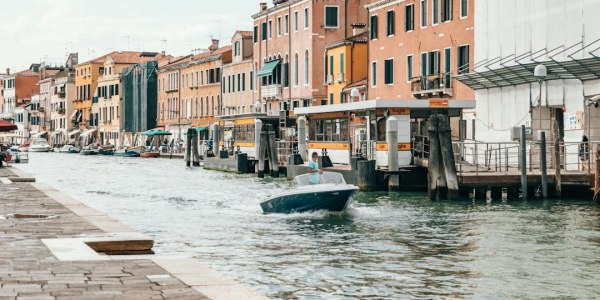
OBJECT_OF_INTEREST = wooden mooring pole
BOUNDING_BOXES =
[185,128,193,167]
[520,125,528,200]
[553,120,562,198]
[540,131,548,199]
[438,114,460,200]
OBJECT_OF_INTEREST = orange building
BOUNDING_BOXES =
[157,40,232,138]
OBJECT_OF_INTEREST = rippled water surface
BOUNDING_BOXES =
[17,153,600,299]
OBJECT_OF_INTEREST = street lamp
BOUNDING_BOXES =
[534,64,547,135]
[350,88,360,103]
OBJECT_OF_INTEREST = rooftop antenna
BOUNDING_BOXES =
[161,39,168,53]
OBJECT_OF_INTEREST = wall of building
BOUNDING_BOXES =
[472,0,600,143]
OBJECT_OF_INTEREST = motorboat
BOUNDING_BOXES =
[18,141,30,152]
[57,144,80,153]
[28,139,52,152]
[80,149,99,155]
[260,172,359,214]
[140,152,160,158]
[114,150,141,157]
[13,150,29,163]
[99,145,115,156]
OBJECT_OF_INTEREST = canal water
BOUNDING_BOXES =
[17,153,600,299]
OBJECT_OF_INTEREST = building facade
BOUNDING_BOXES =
[456,0,600,169]
[252,0,369,138]
[157,40,231,138]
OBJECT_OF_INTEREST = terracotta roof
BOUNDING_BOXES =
[237,31,253,38]
[12,69,39,77]
[192,45,232,61]
[343,78,368,91]
[325,32,369,50]
[79,51,163,66]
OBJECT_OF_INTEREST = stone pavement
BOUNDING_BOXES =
[0,167,267,300]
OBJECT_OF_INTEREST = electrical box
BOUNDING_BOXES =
[511,127,533,141]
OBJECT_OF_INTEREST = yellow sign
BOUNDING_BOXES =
[308,142,349,150]
[375,143,412,151]
[429,99,449,107]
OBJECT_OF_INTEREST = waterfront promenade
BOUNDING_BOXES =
[0,167,267,300]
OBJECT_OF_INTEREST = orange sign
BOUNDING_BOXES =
[308,142,349,150]
[429,99,449,107]
[376,108,410,115]
[375,143,412,151]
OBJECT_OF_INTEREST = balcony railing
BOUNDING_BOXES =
[410,73,453,98]
[261,84,283,99]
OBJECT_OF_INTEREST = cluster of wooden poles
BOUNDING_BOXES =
[426,114,460,200]
[185,128,202,167]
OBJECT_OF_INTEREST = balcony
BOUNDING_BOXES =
[326,74,334,85]
[58,91,66,98]
[336,73,345,83]
[411,73,453,98]
[261,84,283,99]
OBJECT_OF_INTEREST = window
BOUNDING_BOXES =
[370,15,378,40]
[294,11,299,31]
[324,6,339,28]
[253,26,258,43]
[444,48,451,85]
[250,71,254,90]
[242,73,246,91]
[329,93,334,105]
[384,59,394,84]
[386,11,395,36]
[261,22,267,41]
[294,54,299,86]
[407,55,413,82]
[442,0,452,22]
[329,55,334,76]
[268,20,273,38]
[371,62,377,86]
[405,4,414,31]
[304,8,309,28]
[421,0,427,27]
[277,17,282,36]
[237,74,241,92]
[458,45,469,74]
[421,53,427,76]
[284,15,289,34]
[340,53,345,75]
[432,0,439,24]
[461,0,468,18]
[283,61,289,87]
[309,118,349,141]
[304,51,310,84]
[428,51,440,75]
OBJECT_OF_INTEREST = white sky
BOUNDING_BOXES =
[0,0,258,72]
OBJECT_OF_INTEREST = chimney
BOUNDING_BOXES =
[352,23,367,36]
[5,68,9,75]
[161,51,166,56]
[209,39,220,52]
[260,2,267,11]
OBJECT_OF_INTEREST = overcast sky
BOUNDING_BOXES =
[0,0,258,72]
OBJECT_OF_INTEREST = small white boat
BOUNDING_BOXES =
[260,172,359,214]
[57,144,80,153]
[28,138,52,152]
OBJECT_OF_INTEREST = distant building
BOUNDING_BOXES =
[122,60,161,145]
[157,40,231,138]
[50,53,78,146]
[2,64,41,119]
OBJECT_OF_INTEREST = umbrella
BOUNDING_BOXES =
[0,119,17,132]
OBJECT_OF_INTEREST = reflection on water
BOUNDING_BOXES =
[18,153,600,299]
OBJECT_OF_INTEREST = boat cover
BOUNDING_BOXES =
[293,172,346,186]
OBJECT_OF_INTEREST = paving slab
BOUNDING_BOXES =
[0,170,270,299]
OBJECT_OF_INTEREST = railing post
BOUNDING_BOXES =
[521,125,528,200]
[474,142,479,175]
[540,131,548,199]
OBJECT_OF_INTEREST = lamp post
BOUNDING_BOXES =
[534,64,547,135]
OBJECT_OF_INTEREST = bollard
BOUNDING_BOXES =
[540,131,548,199]
[185,128,193,167]
[520,125,528,200]
[254,119,262,173]
[386,116,399,190]
[297,116,307,161]
[357,160,377,190]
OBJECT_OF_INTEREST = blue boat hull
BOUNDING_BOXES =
[114,152,141,157]
[99,150,114,156]
[260,188,357,214]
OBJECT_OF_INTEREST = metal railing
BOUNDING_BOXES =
[350,135,377,161]
[277,140,298,166]
[410,73,453,94]
[414,134,598,176]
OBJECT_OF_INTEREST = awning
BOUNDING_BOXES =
[82,129,97,136]
[31,131,48,138]
[69,129,80,137]
[70,110,78,120]
[257,60,280,77]
[141,129,172,136]
[196,126,209,132]
[0,119,17,132]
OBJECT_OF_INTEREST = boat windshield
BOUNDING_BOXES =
[292,172,347,186]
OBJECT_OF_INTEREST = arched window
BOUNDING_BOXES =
[211,96,215,116]
[200,97,204,117]
[305,50,309,84]
[217,96,221,116]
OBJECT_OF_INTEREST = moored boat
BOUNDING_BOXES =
[113,150,141,157]
[57,144,80,153]
[28,139,52,152]
[80,148,99,155]
[260,172,358,214]
[98,145,115,156]
[140,152,160,158]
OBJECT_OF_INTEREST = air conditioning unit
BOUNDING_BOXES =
[336,73,344,83]
[326,74,334,84]
[511,126,533,141]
